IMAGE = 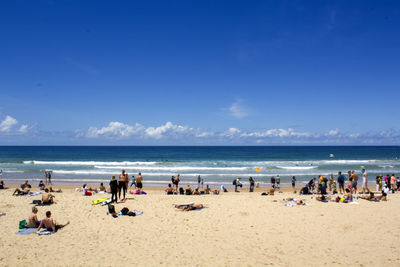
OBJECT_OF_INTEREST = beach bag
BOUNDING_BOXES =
[108,204,116,214]
[121,207,129,215]
[32,200,42,205]
[19,220,27,229]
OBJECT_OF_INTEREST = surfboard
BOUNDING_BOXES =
[91,197,109,205]
[100,198,112,206]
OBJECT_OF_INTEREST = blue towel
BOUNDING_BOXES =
[16,228,37,235]
[27,192,41,197]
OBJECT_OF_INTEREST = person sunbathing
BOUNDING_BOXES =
[49,187,62,193]
[315,195,327,202]
[175,203,204,211]
[42,188,55,204]
[12,187,30,196]
[193,188,200,195]
[26,207,40,228]
[37,211,69,232]
[359,191,387,201]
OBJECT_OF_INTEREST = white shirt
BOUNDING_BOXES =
[362,171,367,184]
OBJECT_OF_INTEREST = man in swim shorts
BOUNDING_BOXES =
[350,170,358,195]
[37,211,69,232]
[136,172,143,190]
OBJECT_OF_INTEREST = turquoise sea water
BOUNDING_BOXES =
[0,146,399,186]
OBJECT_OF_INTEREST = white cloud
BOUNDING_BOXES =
[241,128,311,138]
[79,122,400,145]
[0,115,18,132]
[18,124,28,133]
[86,121,144,139]
[145,122,191,139]
[228,100,250,118]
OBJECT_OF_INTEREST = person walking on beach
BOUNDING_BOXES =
[130,176,136,188]
[361,169,369,193]
[110,176,118,203]
[337,171,345,194]
[291,176,296,191]
[249,177,255,192]
[271,176,275,188]
[118,170,128,200]
[136,172,143,191]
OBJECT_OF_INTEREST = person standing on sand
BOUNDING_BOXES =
[291,176,296,190]
[118,170,127,200]
[337,172,345,194]
[110,176,118,203]
[233,177,242,192]
[249,177,255,192]
[174,174,180,191]
[361,169,369,193]
[350,170,358,195]
[136,172,143,191]
[197,175,201,189]
[271,176,275,188]
[328,174,333,192]
[276,175,280,189]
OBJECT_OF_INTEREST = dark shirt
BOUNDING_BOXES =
[337,175,345,183]
[110,180,118,190]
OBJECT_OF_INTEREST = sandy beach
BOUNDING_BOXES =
[0,183,399,267]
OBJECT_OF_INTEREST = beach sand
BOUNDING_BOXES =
[1,184,400,266]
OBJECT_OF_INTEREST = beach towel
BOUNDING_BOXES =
[0,213,5,217]
[117,210,143,216]
[37,230,54,235]
[281,200,309,207]
[27,192,41,197]
[16,228,37,235]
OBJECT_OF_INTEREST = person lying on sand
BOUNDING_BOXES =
[12,187,30,196]
[359,191,387,201]
[315,195,327,202]
[26,207,40,228]
[37,211,69,232]
[175,203,204,211]
[42,188,55,204]
[49,187,62,193]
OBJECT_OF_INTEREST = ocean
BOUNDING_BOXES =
[0,146,399,187]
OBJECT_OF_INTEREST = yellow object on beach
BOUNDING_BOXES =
[91,197,109,205]
[256,167,261,172]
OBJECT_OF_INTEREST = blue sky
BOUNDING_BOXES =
[0,0,400,145]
